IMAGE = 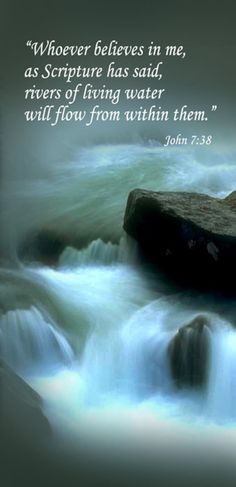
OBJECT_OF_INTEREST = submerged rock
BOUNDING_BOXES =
[168,315,210,388]
[124,189,236,292]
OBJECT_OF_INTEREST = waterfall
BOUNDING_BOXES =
[58,236,137,268]
[205,325,236,421]
[0,306,74,374]
[2,236,236,428]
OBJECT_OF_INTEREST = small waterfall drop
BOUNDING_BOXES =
[205,324,236,422]
[0,306,74,374]
[58,236,136,269]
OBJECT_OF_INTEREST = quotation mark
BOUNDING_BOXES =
[26,40,32,47]
[211,105,218,111]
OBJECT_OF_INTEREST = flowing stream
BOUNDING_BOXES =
[1,143,236,472]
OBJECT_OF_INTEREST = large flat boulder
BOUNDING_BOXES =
[124,189,236,292]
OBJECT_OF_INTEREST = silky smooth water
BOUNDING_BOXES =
[1,143,236,465]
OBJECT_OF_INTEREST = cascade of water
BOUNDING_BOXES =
[205,325,236,422]
[0,306,74,374]
[1,144,236,457]
[58,236,137,269]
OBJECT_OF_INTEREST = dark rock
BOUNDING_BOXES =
[124,189,236,292]
[168,315,210,388]
[0,360,53,486]
[224,190,236,209]
[0,359,51,443]
[19,229,66,265]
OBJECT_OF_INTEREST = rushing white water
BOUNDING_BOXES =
[58,236,136,268]
[0,306,74,374]
[205,326,236,421]
[1,143,236,462]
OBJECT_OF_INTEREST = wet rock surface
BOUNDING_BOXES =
[168,315,210,388]
[124,189,236,293]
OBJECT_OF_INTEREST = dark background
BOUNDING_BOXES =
[1,0,236,180]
